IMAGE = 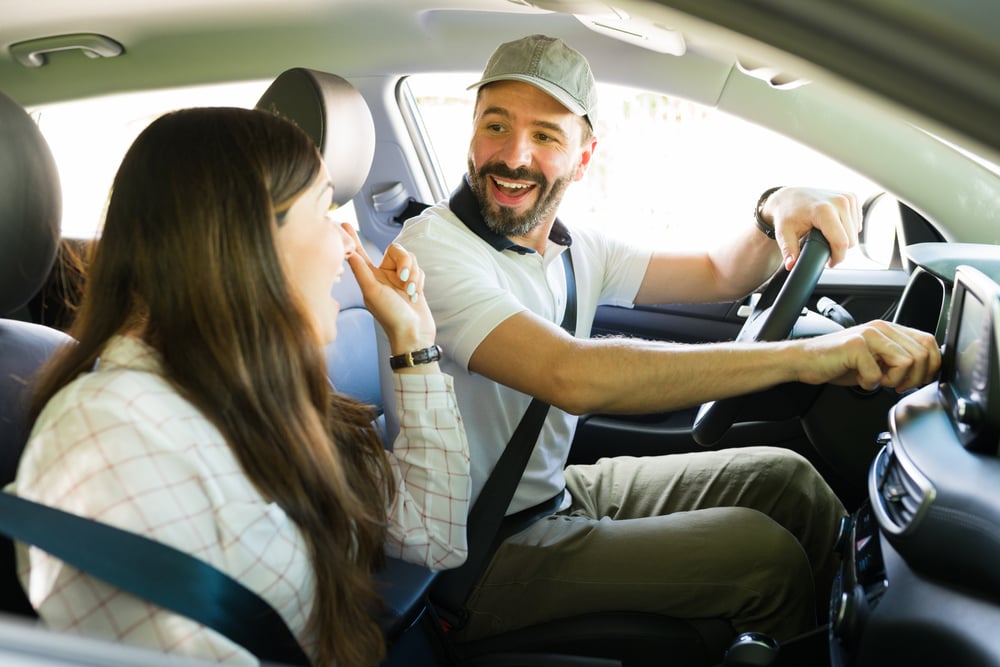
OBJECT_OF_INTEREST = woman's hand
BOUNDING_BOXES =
[342,224,437,355]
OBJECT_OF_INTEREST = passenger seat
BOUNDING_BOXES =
[257,67,386,427]
[0,89,75,617]
[255,68,439,645]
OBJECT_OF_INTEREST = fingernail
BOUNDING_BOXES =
[410,293,418,303]
[399,268,410,282]
[406,282,417,296]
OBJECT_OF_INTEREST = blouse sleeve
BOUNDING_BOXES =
[382,372,470,570]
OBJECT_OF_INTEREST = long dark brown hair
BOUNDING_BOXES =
[30,107,393,667]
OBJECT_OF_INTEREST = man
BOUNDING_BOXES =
[384,34,939,642]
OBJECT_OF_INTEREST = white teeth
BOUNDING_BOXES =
[494,177,530,190]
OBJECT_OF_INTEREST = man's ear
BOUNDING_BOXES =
[574,135,598,182]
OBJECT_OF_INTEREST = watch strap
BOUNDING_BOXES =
[389,344,442,370]
[755,186,782,239]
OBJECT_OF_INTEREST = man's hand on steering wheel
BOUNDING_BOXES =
[692,229,832,445]
[692,187,863,446]
[795,320,941,393]
[761,187,862,270]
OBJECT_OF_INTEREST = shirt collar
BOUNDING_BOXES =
[449,176,572,255]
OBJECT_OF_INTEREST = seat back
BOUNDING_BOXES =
[0,90,75,616]
[325,245,385,415]
[256,68,384,417]
[255,70,438,644]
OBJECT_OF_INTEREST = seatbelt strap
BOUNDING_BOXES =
[0,492,310,666]
[431,249,576,626]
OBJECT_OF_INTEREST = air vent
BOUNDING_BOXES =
[870,441,935,535]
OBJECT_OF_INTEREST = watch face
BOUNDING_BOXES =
[417,345,442,363]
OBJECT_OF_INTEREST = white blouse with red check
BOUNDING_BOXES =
[12,335,470,664]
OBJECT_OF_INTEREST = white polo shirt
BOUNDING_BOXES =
[385,180,651,514]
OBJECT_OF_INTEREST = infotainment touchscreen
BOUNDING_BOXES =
[939,266,1000,453]
[952,291,986,400]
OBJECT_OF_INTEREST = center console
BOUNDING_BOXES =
[828,499,886,666]
[829,265,1000,667]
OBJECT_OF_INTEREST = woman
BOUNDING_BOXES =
[12,107,469,667]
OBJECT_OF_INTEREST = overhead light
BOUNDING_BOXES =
[523,1,686,55]
[577,12,686,56]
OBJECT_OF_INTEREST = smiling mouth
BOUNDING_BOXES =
[491,175,537,203]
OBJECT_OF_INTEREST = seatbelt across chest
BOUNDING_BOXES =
[430,248,576,627]
[0,492,311,666]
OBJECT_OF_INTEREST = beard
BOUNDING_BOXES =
[467,158,572,237]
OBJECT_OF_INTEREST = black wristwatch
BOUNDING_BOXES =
[389,344,443,370]
[754,186,782,239]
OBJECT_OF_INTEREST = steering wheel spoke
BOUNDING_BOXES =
[692,230,831,446]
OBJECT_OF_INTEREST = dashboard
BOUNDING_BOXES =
[831,244,1000,666]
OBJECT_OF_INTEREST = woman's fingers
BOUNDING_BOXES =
[382,242,422,302]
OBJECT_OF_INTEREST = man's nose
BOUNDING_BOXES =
[498,132,533,168]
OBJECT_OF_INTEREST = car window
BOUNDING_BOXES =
[29,81,358,239]
[404,73,885,269]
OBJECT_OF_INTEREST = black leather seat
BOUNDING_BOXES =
[0,90,75,618]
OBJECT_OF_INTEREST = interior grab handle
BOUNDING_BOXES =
[10,34,124,68]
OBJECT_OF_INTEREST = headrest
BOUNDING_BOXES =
[0,91,61,316]
[255,68,376,207]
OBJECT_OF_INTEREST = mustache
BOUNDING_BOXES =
[480,163,546,188]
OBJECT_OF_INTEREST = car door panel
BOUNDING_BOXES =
[592,301,743,345]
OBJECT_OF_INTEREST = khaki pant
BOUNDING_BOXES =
[460,446,846,642]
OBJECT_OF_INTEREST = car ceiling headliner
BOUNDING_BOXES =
[2,0,999,164]
[1,2,572,102]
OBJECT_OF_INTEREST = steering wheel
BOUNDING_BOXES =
[691,229,832,446]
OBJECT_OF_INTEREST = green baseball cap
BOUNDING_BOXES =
[468,34,597,128]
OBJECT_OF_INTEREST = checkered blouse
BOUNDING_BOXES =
[12,335,469,664]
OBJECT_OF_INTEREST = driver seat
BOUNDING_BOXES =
[257,69,735,667]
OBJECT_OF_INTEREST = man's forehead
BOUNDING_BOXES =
[476,81,587,137]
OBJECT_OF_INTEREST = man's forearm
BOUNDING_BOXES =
[546,336,801,415]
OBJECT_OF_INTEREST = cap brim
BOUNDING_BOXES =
[467,74,588,118]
